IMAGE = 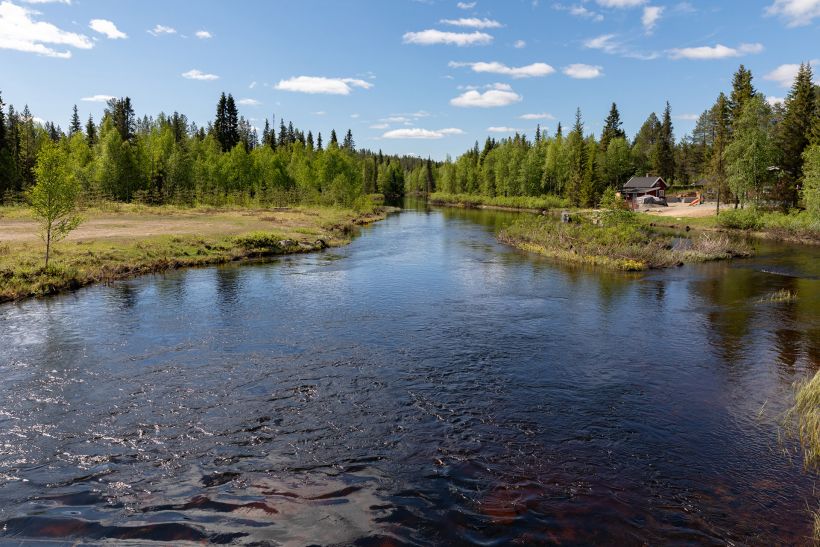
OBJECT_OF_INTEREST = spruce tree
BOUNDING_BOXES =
[287,121,295,145]
[214,92,228,150]
[343,129,354,151]
[329,129,338,147]
[600,102,626,151]
[729,64,756,132]
[85,115,97,146]
[710,93,730,213]
[306,130,314,150]
[657,101,675,182]
[316,132,323,150]
[535,124,541,143]
[69,104,81,136]
[225,94,239,150]
[778,62,816,205]
[556,122,562,138]
[278,119,288,149]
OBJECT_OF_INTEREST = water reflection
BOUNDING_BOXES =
[0,203,818,544]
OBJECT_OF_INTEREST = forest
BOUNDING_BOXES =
[0,92,424,209]
[409,63,820,215]
[0,63,818,215]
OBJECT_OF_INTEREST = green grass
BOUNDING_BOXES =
[429,192,569,211]
[717,208,820,242]
[499,211,751,271]
[786,370,820,472]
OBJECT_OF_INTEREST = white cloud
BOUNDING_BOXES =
[81,94,115,102]
[20,0,71,3]
[668,43,764,60]
[249,81,257,89]
[488,126,521,132]
[382,116,412,123]
[382,127,464,139]
[519,112,555,120]
[274,76,373,95]
[450,83,522,107]
[439,17,502,28]
[238,98,261,106]
[449,60,555,78]
[457,1,476,8]
[181,69,219,80]
[148,24,176,36]
[674,113,699,121]
[554,3,604,21]
[583,33,658,60]
[0,1,93,58]
[595,0,646,7]
[766,96,785,106]
[563,63,603,79]
[766,0,820,27]
[195,30,212,39]
[313,111,327,115]
[403,29,493,46]
[642,6,663,33]
[370,123,390,129]
[764,60,819,87]
[514,39,526,48]
[89,19,126,39]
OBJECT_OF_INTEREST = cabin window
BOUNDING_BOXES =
[659,189,665,197]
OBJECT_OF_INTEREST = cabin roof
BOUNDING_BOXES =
[623,176,665,189]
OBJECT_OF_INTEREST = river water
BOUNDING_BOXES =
[0,203,818,545]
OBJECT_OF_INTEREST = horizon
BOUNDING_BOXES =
[1,0,819,160]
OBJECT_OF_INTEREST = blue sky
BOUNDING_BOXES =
[1,0,818,159]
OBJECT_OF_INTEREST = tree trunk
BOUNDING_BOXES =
[45,227,51,269]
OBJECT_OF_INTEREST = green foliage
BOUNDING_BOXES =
[724,95,777,205]
[717,208,763,230]
[234,231,287,251]
[802,145,820,215]
[429,192,568,210]
[28,140,82,267]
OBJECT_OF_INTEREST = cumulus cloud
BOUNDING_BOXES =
[668,42,764,60]
[488,126,521,133]
[642,6,663,33]
[448,60,555,78]
[81,94,115,102]
[765,0,820,27]
[519,112,556,120]
[181,69,219,80]
[274,76,373,95]
[766,96,785,106]
[89,19,126,39]
[0,1,93,58]
[450,83,522,107]
[382,127,464,139]
[764,61,819,87]
[403,29,493,46]
[563,63,603,79]
[195,30,212,39]
[439,17,502,28]
[457,1,476,8]
[238,98,261,106]
[148,24,176,36]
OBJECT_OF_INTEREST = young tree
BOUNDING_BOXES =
[724,95,776,206]
[29,140,82,268]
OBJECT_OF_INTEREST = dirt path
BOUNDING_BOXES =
[640,202,717,218]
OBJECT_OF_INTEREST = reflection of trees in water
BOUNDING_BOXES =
[154,271,189,306]
[215,267,242,310]
[112,283,138,310]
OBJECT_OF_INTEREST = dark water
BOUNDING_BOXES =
[1,203,818,545]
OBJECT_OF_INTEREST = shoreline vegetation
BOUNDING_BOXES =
[498,209,751,271]
[0,201,394,303]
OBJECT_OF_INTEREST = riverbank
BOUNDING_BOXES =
[498,212,751,271]
[0,203,394,303]
[428,192,568,213]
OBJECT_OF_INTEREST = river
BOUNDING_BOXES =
[0,202,818,545]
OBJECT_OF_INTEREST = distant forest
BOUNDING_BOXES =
[1,63,818,212]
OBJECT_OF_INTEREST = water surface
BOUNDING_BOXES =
[1,203,818,545]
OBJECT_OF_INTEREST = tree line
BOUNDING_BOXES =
[413,64,819,214]
[0,92,426,207]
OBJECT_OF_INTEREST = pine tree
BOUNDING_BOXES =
[214,92,228,150]
[342,129,354,151]
[566,108,587,206]
[69,104,81,136]
[710,93,730,213]
[278,119,288,149]
[535,124,541,143]
[85,115,97,146]
[425,157,435,194]
[329,129,338,147]
[600,102,626,151]
[729,64,756,132]
[778,62,816,205]
[306,130,314,150]
[556,122,562,138]
[657,101,675,182]
[225,94,239,150]
[106,97,135,141]
[316,132,323,151]
[287,121,295,145]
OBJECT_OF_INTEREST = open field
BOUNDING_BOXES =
[0,204,392,303]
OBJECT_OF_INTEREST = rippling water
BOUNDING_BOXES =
[1,203,818,545]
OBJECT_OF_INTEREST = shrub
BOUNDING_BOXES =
[717,208,763,230]
[233,232,284,251]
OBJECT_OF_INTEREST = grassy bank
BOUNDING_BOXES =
[428,192,569,212]
[637,207,820,245]
[0,202,391,303]
[499,211,751,271]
